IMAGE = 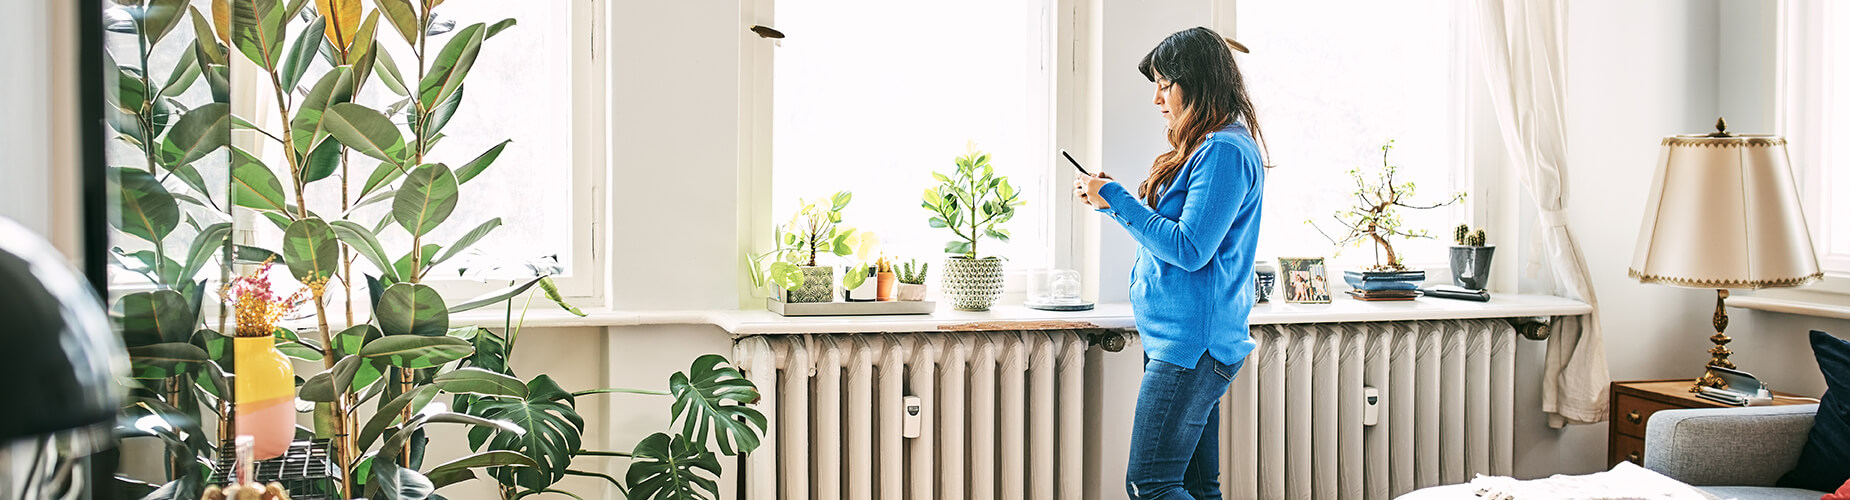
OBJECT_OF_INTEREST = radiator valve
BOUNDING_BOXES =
[1090,331,1128,352]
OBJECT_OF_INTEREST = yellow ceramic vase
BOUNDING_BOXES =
[235,336,295,460]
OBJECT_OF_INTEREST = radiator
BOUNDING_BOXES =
[735,331,1089,500]
[1219,319,1517,500]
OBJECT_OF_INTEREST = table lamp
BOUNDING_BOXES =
[1629,118,1823,392]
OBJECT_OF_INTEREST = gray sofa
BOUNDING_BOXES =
[1646,404,1830,500]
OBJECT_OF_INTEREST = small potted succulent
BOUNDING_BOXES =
[1450,223,1494,290]
[896,259,930,301]
[874,256,898,302]
[747,191,859,303]
[923,142,1024,311]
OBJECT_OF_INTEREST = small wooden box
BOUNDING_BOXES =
[1607,379,1812,468]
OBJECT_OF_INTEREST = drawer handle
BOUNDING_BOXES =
[1628,451,1641,463]
[1627,410,1642,424]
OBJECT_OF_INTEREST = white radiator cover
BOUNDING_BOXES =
[736,332,1089,500]
[1221,319,1517,500]
[736,319,1515,500]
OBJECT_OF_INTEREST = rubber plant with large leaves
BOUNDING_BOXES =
[218,1,765,499]
[100,0,242,498]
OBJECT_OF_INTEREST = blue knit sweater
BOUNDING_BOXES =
[1097,123,1265,368]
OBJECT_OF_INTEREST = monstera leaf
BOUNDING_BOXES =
[464,375,583,491]
[625,433,720,500]
[669,354,767,455]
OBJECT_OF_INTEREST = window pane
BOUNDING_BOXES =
[773,0,1053,270]
[311,5,576,280]
[1828,2,1849,260]
[1238,0,1466,269]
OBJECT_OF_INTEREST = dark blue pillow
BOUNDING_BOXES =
[1778,330,1850,492]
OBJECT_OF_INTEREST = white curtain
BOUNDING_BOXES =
[1470,0,1609,427]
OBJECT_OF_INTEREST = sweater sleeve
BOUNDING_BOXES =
[1097,141,1252,272]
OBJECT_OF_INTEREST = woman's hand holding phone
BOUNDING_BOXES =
[1073,172,1114,210]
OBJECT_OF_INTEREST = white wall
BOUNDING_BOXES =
[0,0,80,257]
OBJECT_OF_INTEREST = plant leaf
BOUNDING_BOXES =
[461,375,582,491]
[365,459,433,500]
[356,384,437,449]
[231,147,290,212]
[446,275,576,315]
[360,161,408,199]
[144,0,191,43]
[434,367,528,399]
[669,354,767,455]
[375,0,418,46]
[127,342,209,379]
[360,335,472,368]
[289,66,355,157]
[323,102,408,164]
[110,168,180,243]
[315,0,361,49]
[425,450,537,490]
[376,282,449,336]
[420,84,463,141]
[329,220,400,282]
[113,290,196,347]
[453,139,509,184]
[282,218,339,284]
[417,23,485,112]
[279,16,326,90]
[372,40,410,96]
[625,433,720,500]
[158,102,230,168]
[431,217,499,267]
[392,163,460,237]
[230,0,285,69]
[177,222,232,285]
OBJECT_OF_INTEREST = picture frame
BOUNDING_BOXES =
[1277,257,1331,304]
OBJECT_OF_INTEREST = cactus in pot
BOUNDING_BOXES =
[1450,223,1495,290]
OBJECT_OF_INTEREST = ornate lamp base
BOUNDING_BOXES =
[1691,289,1735,393]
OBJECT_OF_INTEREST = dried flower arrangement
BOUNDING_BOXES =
[225,259,308,338]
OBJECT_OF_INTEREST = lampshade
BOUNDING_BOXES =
[1629,121,1823,289]
[0,216,125,442]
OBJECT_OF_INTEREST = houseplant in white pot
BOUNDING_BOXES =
[896,259,929,301]
[748,191,859,303]
[922,143,1024,311]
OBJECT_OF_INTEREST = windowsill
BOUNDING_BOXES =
[435,293,1589,336]
[1727,296,1850,320]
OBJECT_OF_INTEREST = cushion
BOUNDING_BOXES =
[1701,486,1825,500]
[1822,477,1850,500]
[1778,330,1850,492]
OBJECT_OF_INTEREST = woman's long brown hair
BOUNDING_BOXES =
[1136,27,1267,202]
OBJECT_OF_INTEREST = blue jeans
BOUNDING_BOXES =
[1126,352,1244,500]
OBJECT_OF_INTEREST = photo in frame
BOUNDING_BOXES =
[1277,257,1331,304]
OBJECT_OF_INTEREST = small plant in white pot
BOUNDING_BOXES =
[747,191,861,303]
[922,143,1024,311]
[896,259,930,301]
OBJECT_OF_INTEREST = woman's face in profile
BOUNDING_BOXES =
[1151,70,1180,127]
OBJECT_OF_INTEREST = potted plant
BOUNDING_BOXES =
[875,256,898,301]
[748,191,858,303]
[922,143,1024,311]
[896,259,930,301]
[840,232,881,302]
[1308,140,1465,298]
[1450,224,1494,290]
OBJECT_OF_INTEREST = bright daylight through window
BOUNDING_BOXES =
[1237,0,1469,270]
[772,0,1055,273]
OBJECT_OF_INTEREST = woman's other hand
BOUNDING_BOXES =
[1073,172,1114,209]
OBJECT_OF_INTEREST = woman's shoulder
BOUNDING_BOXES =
[1202,123,1256,149]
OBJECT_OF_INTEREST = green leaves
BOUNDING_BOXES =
[315,0,363,50]
[767,261,803,291]
[158,102,230,168]
[232,147,290,212]
[418,23,486,112]
[447,276,581,316]
[454,140,509,184]
[143,0,191,44]
[626,433,720,500]
[375,0,419,46]
[329,220,399,282]
[323,102,408,164]
[434,367,527,398]
[289,66,355,166]
[359,335,473,368]
[465,375,583,491]
[392,163,460,237]
[356,384,436,449]
[231,0,286,69]
[114,290,195,347]
[128,343,210,379]
[432,217,499,267]
[279,16,325,90]
[669,354,767,455]
[111,168,180,244]
[377,283,449,336]
[282,218,339,284]
[924,143,1023,259]
[425,451,537,490]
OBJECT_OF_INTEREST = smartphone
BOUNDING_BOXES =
[1060,150,1090,176]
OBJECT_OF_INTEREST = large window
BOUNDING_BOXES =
[1235,0,1470,270]
[770,0,1055,272]
[1781,0,1850,277]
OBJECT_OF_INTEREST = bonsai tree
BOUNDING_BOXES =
[1308,140,1465,271]
[922,143,1024,259]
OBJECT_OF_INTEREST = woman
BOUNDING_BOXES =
[1073,26,1267,500]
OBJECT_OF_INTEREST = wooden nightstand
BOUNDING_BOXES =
[1608,379,1813,468]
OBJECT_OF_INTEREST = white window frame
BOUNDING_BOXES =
[738,0,1095,305]
[223,1,607,317]
[1215,0,1483,288]
[1770,0,1850,298]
